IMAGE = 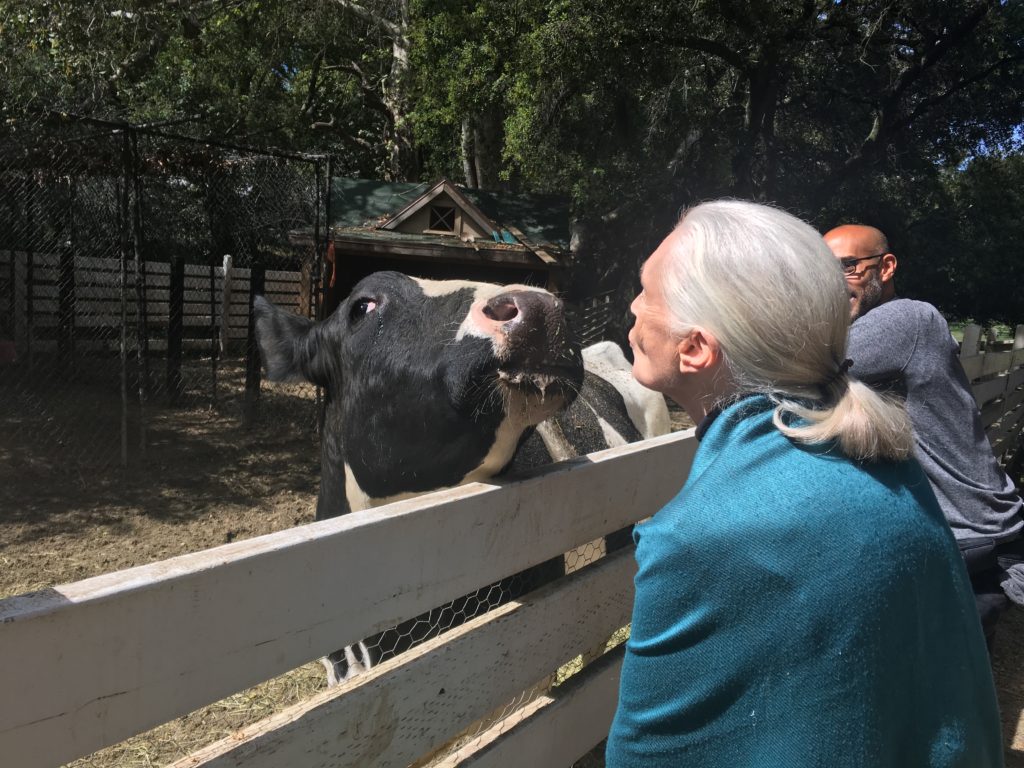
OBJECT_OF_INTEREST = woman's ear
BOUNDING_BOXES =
[677,328,722,374]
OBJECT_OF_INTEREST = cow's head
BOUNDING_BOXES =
[255,272,582,516]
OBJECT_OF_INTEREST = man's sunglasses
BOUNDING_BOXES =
[839,253,885,276]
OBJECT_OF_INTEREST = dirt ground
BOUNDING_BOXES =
[2,389,1024,766]
[0,379,322,597]
[0,370,331,767]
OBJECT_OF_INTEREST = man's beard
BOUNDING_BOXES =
[852,272,884,321]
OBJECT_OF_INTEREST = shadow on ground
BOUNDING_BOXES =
[994,605,1024,764]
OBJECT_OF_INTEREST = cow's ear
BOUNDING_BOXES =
[254,296,332,386]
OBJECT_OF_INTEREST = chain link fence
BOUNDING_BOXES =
[0,116,328,517]
[1,115,623,767]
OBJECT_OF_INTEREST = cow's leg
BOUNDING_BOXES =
[322,641,373,686]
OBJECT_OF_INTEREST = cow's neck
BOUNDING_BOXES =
[316,402,350,520]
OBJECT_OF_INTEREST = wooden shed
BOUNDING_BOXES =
[323,178,569,315]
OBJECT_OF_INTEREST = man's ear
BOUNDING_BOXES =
[676,328,721,374]
[879,252,898,284]
[253,296,332,387]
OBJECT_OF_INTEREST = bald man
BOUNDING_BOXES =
[824,224,1024,649]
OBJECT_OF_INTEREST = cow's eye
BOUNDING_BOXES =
[350,297,378,321]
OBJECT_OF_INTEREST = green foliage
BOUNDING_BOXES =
[1,0,1022,317]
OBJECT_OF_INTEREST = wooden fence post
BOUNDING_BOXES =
[219,254,233,357]
[244,259,265,427]
[961,323,983,358]
[1014,325,1024,351]
[166,255,184,403]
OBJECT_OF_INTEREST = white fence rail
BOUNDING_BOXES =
[961,322,1024,459]
[0,430,698,768]
[4,320,1024,768]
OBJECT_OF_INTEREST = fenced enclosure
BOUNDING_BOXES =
[1,430,698,768]
[4,116,1023,767]
[5,323,1024,767]
[0,116,328,488]
[6,323,1024,768]
[0,118,620,533]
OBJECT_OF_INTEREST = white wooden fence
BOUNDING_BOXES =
[0,250,305,355]
[0,431,698,768]
[960,322,1024,460]
[3,320,1024,768]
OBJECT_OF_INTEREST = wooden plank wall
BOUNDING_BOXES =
[0,250,303,355]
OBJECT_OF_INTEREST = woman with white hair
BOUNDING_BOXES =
[605,200,1002,767]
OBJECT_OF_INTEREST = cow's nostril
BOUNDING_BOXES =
[483,298,519,323]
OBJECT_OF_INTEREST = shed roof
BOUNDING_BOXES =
[328,177,571,253]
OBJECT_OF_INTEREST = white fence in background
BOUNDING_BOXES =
[0,250,305,355]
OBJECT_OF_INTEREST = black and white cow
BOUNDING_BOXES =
[255,271,668,682]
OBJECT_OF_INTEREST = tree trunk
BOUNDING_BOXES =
[473,106,503,190]
[461,118,479,188]
[382,0,418,180]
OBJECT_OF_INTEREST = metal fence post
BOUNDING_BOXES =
[119,141,130,468]
[316,156,332,434]
[58,179,76,369]
[167,255,184,403]
[5,239,14,345]
[129,128,148,454]
[25,189,34,365]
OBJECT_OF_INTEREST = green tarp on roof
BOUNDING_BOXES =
[328,178,570,251]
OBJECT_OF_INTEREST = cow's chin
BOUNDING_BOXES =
[497,368,577,424]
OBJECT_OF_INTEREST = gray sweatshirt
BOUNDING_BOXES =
[848,298,1023,544]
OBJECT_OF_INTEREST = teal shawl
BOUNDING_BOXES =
[606,397,1002,767]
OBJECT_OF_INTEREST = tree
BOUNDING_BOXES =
[2,0,1022,319]
[495,0,1024,318]
[0,0,416,178]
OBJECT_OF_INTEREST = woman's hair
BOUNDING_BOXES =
[661,199,912,462]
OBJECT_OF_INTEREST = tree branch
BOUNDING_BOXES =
[656,34,750,73]
[893,53,1024,133]
[888,0,996,104]
[328,60,394,124]
[300,48,325,116]
[328,0,403,41]
[841,0,999,181]
[310,115,375,151]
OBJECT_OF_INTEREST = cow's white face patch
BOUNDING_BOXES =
[453,283,550,344]
[410,278,551,346]
[463,385,568,480]
[415,278,495,298]
[412,278,574,432]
